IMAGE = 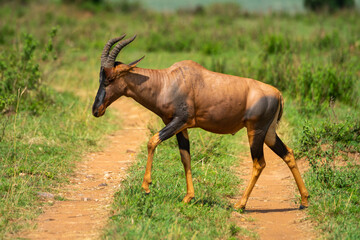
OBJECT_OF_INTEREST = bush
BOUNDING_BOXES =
[263,34,290,55]
[304,0,355,12]
[316,31,341,50]
[146,31,194,52]
[205,2,242,18]
[257,54,295,91]
[62,0,103,4]
[297,118,360,239]
[295,65,355,113]
[0,24,15,45]
[299,118,360,157]
[0,31,57,114]
[61,0,142,13]
[298,116,360,186]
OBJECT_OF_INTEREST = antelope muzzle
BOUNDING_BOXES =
[92,85,106,117]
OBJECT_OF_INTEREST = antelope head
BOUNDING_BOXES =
[92,34,144,117]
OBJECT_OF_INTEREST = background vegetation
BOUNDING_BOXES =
[0,0,359,239]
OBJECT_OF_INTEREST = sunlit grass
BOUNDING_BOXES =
[104,124,251,239]
[0,91,117,237]
[0,1,359,238]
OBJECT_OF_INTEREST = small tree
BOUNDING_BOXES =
[304,0,355,11]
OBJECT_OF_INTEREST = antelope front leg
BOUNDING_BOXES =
[141,133,161,193]
[141,116,188,194]
[176,129,195,203]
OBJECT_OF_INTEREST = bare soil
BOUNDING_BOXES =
[231,143,316,240]
[19,98,153,240]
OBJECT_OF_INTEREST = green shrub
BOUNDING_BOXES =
[297,118,360,239]
[145,29,194,52]
[257,54,295,91]
[295,65,355,113]
[42,27,58,61]
[209,58,227,74]
[61,0,103,4]
[257,58,357,115]
[316,31,341,50]
[304,0,355,12]
[200,40,222,55]
[205,2,242,24]
[205,2,242,18]
[60,0,141,13]
[263,34,290,55]
[299,119,359,158]
[298,117,359,188]
[0,33,40,113]
[0,31,57,114]
[0,24,15,45]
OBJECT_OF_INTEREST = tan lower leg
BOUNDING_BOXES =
[142,133,161,193]
[180,149,195,203]
[284,148,309,207]
[235,158,266,209]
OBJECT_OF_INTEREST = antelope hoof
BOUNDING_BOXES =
[300,197,309,209]
[234,201,246,210]
[299,204,308,210]
[182,194,194,203]
[141,182,151,194]
[234,206,246,212]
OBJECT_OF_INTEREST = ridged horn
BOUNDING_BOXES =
[101,34,126,67]
[129,55,145,67]
[105,35,137,68]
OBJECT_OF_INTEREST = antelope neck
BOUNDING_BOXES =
[123,67,167,116]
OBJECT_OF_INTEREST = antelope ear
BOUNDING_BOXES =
[128,55,145,68]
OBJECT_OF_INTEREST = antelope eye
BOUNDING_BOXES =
[103,78,111,86]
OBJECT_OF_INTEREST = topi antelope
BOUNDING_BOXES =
[92,34,309,210]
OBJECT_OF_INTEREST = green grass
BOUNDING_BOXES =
[0,9,118,236]
[305,164,360,240]
[0,1,359,239]
[0,91,117,237]
[104,124,253,239]
[284,99,360,239]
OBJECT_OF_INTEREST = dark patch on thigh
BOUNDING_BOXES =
[245,96,279,125]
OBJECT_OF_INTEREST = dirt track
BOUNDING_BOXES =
[19,98,315,239]
[19,98,152,239]
[231,143,316,239]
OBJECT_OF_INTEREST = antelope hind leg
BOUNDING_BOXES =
[266,132,310,209]
[176,129,195,203]
[234,129,266,210]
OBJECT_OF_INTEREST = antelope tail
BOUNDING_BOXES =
[277,93,284,124]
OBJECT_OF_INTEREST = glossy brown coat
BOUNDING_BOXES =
[92,36,309,210]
